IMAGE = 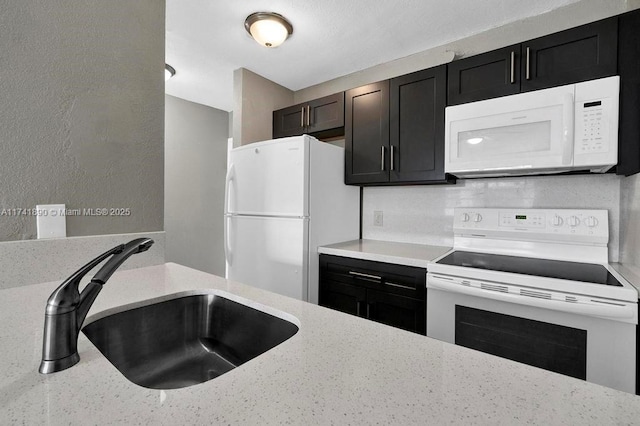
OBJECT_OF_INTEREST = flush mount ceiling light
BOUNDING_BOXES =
[244,12,293,48]
[165,64,176,81]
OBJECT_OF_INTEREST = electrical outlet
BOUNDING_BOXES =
[373,210,383,227]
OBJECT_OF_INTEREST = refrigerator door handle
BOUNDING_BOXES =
[224,163,236,214]
[224,215,233,266]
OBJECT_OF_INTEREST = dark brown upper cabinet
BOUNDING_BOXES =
[447,45,521,106]
[521,18,617,92]
[390,66,452,184]
[345,70,453,186]
[272,92,344,139]
[345,81,390,185]
[447,17,618,106]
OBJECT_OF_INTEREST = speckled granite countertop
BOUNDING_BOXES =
[318,239,451,267]
[2,262,640,425]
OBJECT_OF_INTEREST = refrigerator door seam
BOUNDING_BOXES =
[225,213,309,219]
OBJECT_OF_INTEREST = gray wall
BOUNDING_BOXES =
[233,68,293,146]
[0,0,165,241]
[165,95,229,276]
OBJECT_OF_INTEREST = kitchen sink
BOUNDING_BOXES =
[82,290,299,390]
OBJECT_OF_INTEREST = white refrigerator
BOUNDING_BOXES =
[224,135,360,304]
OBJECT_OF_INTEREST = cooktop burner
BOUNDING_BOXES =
[437,251,622,287]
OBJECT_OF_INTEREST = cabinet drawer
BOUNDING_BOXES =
[319,255,426,299]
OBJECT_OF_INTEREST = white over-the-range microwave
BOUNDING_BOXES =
[444,76,619,178]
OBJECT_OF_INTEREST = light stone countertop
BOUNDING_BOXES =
[2,262,640,425]
[318,239,451,267]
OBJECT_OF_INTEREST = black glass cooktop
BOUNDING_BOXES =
[437,251,622,286]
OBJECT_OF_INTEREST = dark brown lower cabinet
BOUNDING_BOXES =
[319,255,426,335]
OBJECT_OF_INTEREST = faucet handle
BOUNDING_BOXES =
[45,244,125,315]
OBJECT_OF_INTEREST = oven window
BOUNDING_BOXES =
[455,305,587,380]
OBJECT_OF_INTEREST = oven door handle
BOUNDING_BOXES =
[428,276,637,323]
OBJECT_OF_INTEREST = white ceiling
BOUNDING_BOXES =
[165,0,580,112]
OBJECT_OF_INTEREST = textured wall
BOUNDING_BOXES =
[0,0,165,241]
[233,68,293,146]
[0,231,165,289]
[294,0,640,104]
[165,95,229,276]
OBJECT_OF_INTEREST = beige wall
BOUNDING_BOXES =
[233,68,293,146]
[0,0,165,241]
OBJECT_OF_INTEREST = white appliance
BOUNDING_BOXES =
[427,208,637,393]
[445,76,620,178]
[224,135,359,304]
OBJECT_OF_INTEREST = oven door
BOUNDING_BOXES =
[427,284,636,393]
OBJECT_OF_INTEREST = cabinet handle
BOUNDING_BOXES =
[300,106,305,128]
[390,146,395,171]
[366,303,370,318]
[349,271,382,281]
[386,281,414,290]
[525,47,531,80]
[306,105,311,127]
[381,146,385,171]
[356,301,361,316]
[510,51,515,84]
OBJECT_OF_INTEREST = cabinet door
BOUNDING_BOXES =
[390,66,448,183]
[366,289,426,335]
[345,81,390,185]
[616,9,640,176]
[273,104,305,138]
[319,279,367,317]
[447,45,521,106]
[521,18,617,92]
[307,92,345,139]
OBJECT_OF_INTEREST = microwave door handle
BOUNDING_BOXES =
[561,92,574,166]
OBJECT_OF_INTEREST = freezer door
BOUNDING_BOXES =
[226,137,309,216]
[225,215,308,301]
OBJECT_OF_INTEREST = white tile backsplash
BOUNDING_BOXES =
[363,174,622,261]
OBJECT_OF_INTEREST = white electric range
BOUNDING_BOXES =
[427,208,638,393]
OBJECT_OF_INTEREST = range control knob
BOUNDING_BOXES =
[473,213,483,223]
[585,216,599,228]
[567,216,580,227]
[551,215,563,227]
[461,213,470,222]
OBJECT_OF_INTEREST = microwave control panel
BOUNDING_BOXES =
[573,76,619,168]
[576,100,608,153]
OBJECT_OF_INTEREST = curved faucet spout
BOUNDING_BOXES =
[39,238,154,374]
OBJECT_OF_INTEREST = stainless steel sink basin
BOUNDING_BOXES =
[82,290,299,390]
